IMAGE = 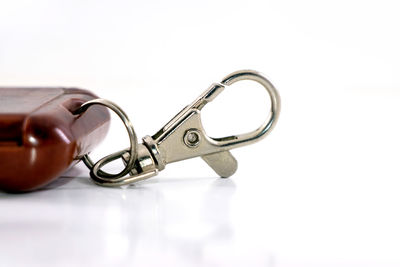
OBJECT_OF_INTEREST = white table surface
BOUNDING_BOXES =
[1,0,400,266]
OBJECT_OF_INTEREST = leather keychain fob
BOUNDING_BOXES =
[0,88,110,192]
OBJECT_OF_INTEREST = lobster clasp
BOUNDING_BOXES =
[148,69,281,178]
[82,69,280,187]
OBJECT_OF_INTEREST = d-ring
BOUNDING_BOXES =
[76,99,138,179]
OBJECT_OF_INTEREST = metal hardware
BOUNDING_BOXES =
[76,99,138,180]
[79,70,281,187]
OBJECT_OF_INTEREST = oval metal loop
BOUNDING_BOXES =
[77,99,138,179]
[89,148,158,187]
[90,149,131,182]
[208,69,281,149]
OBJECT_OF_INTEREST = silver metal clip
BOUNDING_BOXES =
[78,70,281,187]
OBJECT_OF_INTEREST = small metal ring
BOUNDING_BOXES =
[77,99,138,179]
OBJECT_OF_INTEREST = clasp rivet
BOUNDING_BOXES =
[184,129,201,148]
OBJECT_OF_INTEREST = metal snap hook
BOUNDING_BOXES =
[79,70,281,187]
[150,69,281,178]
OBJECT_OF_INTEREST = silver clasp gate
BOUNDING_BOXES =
[78,70,281,187]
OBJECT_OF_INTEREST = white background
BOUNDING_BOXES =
[1,0,400,266]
